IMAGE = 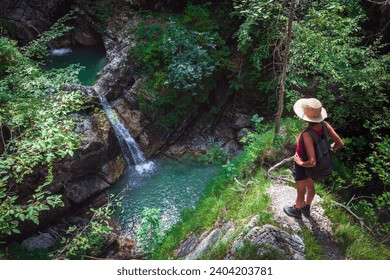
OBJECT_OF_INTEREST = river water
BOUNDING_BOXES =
[46,46,218,238]
[109,156,219,237]
[43,46,106,85]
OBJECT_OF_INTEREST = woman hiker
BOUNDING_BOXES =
[283,98,344,219]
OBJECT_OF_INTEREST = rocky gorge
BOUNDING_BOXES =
[1,0,356,261]
[1,1,253,246]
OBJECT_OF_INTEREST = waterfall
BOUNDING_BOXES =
[48,48,72,56]
[99,95,154,174]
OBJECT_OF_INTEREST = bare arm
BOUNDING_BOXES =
[326,122,344,150]
[294,132,316,167]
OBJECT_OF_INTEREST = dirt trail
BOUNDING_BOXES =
[267,182,345,260]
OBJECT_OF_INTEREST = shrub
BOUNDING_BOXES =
[131,3,230,129]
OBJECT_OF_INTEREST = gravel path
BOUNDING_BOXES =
[267,182,345,260]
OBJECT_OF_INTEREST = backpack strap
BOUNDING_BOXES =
[299,121,328,160]
[306,121,327,144]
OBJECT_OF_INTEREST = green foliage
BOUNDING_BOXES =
[234,239,285,260]
[21,11,76,59]
[235,0,390,245]
[250,114,264,133]
[6,243,52,260]
[199,142,231,166]
[151,121,284,259]
[300,227,325,260]
[90,2,114,31]
[349,193,390,239]
[366,137,389,186]
[58,201,117,259]
[163,21,219,91]
[151,118,390,259]
[131,3,230,129]
[179,3,214,32]
[333,220,390,259]
[318,190,390,259]
[0,28,86,237]
[136,207,165,254]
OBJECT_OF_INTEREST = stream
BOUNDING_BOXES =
[46,46,219,238]
[109,156,219,237]
[43,45,106,85]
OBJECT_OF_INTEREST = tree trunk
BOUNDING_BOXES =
[275,0,296,135]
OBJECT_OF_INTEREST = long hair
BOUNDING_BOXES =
[307,121,320,128]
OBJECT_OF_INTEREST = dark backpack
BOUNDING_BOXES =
[301,121,333,181]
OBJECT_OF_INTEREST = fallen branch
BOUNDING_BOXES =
[266,156,295,185]
[332,201,374,235]
[234,177,248,189]
[267,155,294,175]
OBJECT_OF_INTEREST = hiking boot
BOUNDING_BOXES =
[283,205,302,219]
[301,204,311,217]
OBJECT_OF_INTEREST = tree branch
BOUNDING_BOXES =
[267,155,294,175]
[275,0,296,134]
[266,156,295,185]
[332,201,375,235]
[364,0,389,4]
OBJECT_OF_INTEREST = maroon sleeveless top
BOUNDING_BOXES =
[296,126,324,157]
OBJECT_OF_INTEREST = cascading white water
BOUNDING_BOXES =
[48,48,72,56]
[99,95,154,174]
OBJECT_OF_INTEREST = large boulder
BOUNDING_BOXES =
[185,229,222,260]
[176,217,306,260]
[65,176,110,204]
[231,225,306,260]
[21,233,56,252]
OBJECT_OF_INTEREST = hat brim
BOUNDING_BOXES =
[293,98,327,123]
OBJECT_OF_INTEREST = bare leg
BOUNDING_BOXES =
[305,178,315,205]
[295,179,307,209]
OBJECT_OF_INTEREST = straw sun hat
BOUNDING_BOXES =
[293,98,327,123]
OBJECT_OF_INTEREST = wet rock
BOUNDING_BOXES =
[94,18,140,101]
[112,97,143,138]
[65,176,110,204]
[113,236,137,259]
[72,17,101,46]
[100,155,126,184]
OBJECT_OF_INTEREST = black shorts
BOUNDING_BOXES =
[293,163,308,181]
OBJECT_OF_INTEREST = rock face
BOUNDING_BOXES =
[176,217,306,260]
[0,1,102,47]
[232,225,305,260]
[50,113,125,206]
[50,16,103,47]
[5,1,252,244]
[185,228,222,260]
[5,111,126,241]
[0,0,65,44]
